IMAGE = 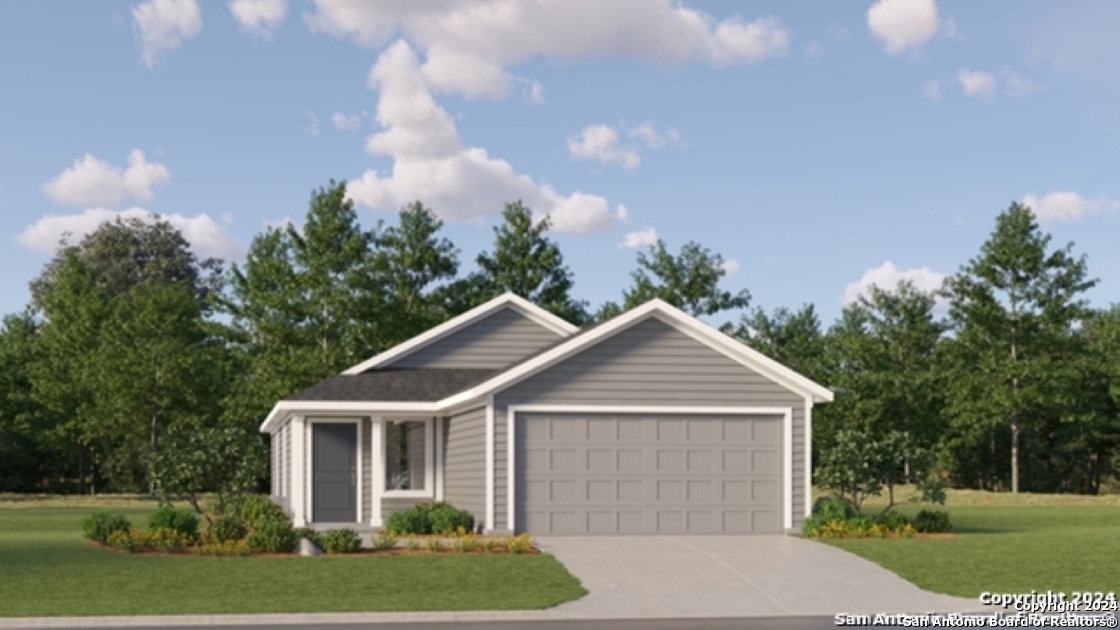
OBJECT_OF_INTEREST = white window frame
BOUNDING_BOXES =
[306,416,363,525]
[381,417,436,500]
[503,405,795,534]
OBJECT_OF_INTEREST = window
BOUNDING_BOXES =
[385,420,427,492]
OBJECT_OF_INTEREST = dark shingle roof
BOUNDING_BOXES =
[283,368,499,402]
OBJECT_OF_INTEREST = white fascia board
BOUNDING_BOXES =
[341,293,577,375]
[438,299,834,408]
[259,401,439,433]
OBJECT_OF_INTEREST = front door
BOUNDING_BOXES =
[312,423,357,522]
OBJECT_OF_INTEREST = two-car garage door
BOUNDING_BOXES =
[515,412,785,535]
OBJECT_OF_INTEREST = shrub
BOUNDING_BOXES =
[404,535,421,551]
[429,504,473,535]
[425,537,444,553]
[320,528,362,554]
[453,534,478,553]
[192,539,251,556]
[81,512,132,543]
[236,495,288,530]
[293,527,323,548]
[209,515,248,543]
[373,531,398,551]
[800,514,827,537]
[148,527,191,553]
[812,495,857,522]
[913,509,952,533]
[105,529,146,553]
[148,506,200,540]
[879,510,911,531]
[247,520,298,553]
[384,506,430,536]
[507,533,533,555]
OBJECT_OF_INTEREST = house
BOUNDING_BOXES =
[261,293,833,535]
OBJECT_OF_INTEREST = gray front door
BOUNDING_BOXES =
[516,413,784,535]
[312,423,357,522]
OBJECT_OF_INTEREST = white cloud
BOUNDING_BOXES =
[16,208,244,262]
[346,40,625,234]
[567,122,684,169]
[304,1,790,98]
[229,0,287,37]
[867,0,939,55]
[1000,67,1046,98]
[132,0,203,67]
[332,111,364,131]
[957,68,996,99]
[568,125,641,169]
[43,150,170,208]
[922,79,942,100]
[1021,191,1117,224]
[720,259,741,275]
[803,41,823,64]
[842,261,946,305]
[619,227,659,249]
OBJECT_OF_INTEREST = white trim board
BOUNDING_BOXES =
[504,405,795,534]
[341,293,578,375]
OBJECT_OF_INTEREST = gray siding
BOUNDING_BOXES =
[381,496,430,518]
[442,406,486,526]
[493,316,806,532]
[385,306,564,369]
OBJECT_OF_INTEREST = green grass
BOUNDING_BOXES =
[0,501,586,617]
[815,489,1120,597]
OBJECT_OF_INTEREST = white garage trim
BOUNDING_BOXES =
[485,395,496,532]
[804,396,814,520]
[505,405,795,534]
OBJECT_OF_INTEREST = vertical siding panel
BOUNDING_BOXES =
[442,406,486,527]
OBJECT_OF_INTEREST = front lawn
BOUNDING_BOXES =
[0,499,586,617]
[817,490,1120,597]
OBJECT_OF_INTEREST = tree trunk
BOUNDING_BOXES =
[78,443,86,495]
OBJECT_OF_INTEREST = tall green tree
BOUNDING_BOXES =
[610,239,750,319]
[225,181,384,430]
[940,202,1096,493]
[470,201,588,324]
[723,304,827,382]
[375,202,460,345]
[812,281,946,466]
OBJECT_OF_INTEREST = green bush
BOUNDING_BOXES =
[293,527,323,548]
[320,528,362,554]
[384,502,474,535]
[81,512,132,543]
[801,514,827,537]
[879,510,911,531]
[192,539,251,556]
[105,529,145,553]
[247,519,298,553]
[913,509,952,533]
[209,515,248,543]
[384,506,430,535]
[812,495,856,522]
[429,504,473,535]
[147,506,200,540]
[236,495,288,529]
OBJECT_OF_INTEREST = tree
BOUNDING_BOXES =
[148,428,268,520]
[471,201,588,324]
[225,181,383,430]
[375,202,460,345]
[723,304,827,382]
[817,429,944,519]
[940,202,1096,493]
[621,239,749,318]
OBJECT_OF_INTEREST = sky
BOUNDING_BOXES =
[2,0,1118,329]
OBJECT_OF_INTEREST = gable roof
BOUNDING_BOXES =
[438,298,835,407]
[260,298,832,432]
[341,293,578,375]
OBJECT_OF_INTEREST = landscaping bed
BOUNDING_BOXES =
[0,497,586,617]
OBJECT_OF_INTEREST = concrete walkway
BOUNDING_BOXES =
[537,535,987,618]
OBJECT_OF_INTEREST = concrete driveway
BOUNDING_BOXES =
[537,536,986,619]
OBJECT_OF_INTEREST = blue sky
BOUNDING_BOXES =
[2,0,1118,328]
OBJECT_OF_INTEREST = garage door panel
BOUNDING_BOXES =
[516,412,785,535]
